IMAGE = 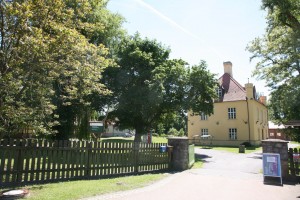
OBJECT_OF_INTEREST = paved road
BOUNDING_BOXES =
[82,147,300,200]
[198,148,262,176]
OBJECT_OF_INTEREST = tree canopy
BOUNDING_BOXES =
[0,1,217,141]
[105,34,217,142]
[247,0,300,140]
[0,0,123,138]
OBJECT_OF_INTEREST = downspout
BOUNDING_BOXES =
[246,97,251,143]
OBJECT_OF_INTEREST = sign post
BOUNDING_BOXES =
[262,153,282,185]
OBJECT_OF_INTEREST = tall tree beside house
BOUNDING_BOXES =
[247,0,300,141]
[0,0,121,138]
[106,34,217,142]
[52,0,125,139]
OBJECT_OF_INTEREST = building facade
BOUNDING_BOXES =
[188,62,268,146]
[268,121,292,140]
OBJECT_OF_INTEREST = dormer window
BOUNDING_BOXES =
[216,87,222,99]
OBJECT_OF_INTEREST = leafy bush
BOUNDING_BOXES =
[177,128,185,136]
[168,128,178,135]
[240,142,252,147]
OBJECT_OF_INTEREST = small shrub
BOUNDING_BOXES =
[177,128,185,136]
[168,128,178,136]
[240,141,252,147]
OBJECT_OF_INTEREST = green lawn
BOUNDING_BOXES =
[18,173,167,200]
[100,136,168,143]
[196,146,262,154]
[290,141,300,148]
[191,157,205,169]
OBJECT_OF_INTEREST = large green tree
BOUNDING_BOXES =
[247,0,300,140]
[51,0,124,139]
[106,34,217,142]
[0,0,119,138]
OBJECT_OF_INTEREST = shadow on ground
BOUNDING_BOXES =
[247,153,262,160]
[195,153,212,163]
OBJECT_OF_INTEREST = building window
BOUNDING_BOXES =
[229,128,237,140]
[200,112,208,120]
[228,108,236,119]
[277,132,281,137]
[216,87,222,99]
[270,132,274,137]
[201,129,209,136]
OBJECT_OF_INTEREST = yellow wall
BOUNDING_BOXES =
[188,99,268,146]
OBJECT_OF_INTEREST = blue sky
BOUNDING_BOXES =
[107,0,269,96]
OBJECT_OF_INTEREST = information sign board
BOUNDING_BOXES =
[89,122,104,134]
[262,153,282,185]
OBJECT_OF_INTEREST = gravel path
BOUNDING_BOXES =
[81,146,300,200]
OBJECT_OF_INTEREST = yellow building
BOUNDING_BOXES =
[188,62,268,146]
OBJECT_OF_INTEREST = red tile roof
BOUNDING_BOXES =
[218,73,246,102]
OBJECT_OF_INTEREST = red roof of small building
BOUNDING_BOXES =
[218,73,247,102]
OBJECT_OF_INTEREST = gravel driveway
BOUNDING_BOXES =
[195,147,262,179]
[82,146,300,200]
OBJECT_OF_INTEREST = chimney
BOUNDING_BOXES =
[245,83,254,99]
[223,61,233,77]
[259,96,267,105]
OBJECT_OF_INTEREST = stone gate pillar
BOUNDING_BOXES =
[262,139,289,180]
[168,137,189,171]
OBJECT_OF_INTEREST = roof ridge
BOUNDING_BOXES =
[228,75,246,92]
[218,73,246,92]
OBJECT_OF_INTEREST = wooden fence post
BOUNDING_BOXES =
[288,148,295,176]
[294,148,299,175]
[167,146,173,170]
[16,139,25,184]
[133,142,139,173]
[86,141,92,178]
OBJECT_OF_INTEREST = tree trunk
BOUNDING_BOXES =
[134,133,142,143]
[134,125,145,143]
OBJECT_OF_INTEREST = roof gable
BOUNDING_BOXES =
[218,73,246,102]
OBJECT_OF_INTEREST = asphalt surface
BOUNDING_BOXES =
[82,146,300,200]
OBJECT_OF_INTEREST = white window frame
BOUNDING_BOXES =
[200,112,208,120]
[216,87,222,99]
[201,129,209,136]
[228,108,236,119]
[229,128,237,140]
[277,132,281,137]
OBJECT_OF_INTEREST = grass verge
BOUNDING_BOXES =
[14,173,167,200]
[191,158,205,169]
[196,146,262,154]
[289,141,300,149]
[100,136,168,143]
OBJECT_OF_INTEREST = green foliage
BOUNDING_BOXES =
[168,127,178,136]
[178,128,185,136]
[0,0,216,141]
[0,0,123,139]
[157,123,165,135]
[247,0,300,141]
[105,34,217,142]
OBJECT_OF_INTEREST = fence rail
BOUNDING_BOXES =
[288,147,300,178]
[0,139,170,187]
